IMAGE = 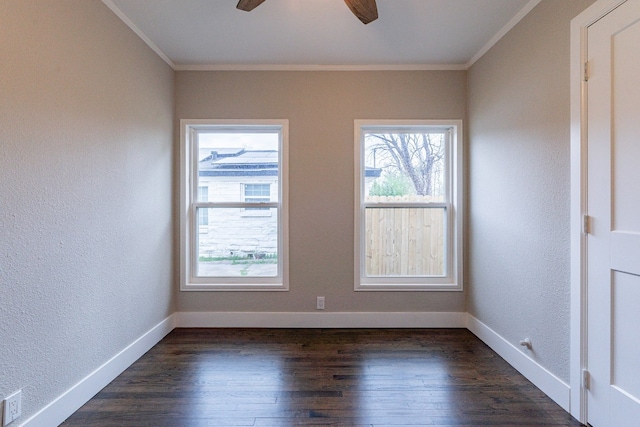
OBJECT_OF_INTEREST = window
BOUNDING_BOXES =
[243,183,270,211]
[180,120,288,291]
[354,120,462,291]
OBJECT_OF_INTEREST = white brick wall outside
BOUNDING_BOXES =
[197,175,278,259]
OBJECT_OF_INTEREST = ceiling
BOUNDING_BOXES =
[104,0,537,70]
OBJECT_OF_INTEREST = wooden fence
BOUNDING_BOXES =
[365,195,445,276]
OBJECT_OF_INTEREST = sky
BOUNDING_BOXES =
[199,133,278,151]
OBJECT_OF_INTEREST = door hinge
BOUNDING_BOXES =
[584,61,590,82]
[583,214,591,234]
[583,369,591,390]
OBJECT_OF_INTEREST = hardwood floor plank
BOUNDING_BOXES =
[61,329,583,426]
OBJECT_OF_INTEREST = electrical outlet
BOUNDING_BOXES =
[3,390,21,426]
[316,296,325,310]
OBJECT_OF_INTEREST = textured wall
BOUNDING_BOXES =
[466,0,595,382]
[176,70,467,312]
[0,0,174,422]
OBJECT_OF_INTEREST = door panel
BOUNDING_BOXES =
[612,15,640,232]
[610,231,640,275]
[587,1,640,425]
[611,272,640,398]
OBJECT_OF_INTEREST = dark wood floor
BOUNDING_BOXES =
[61,328,583,426]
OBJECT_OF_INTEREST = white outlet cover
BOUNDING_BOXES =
[3,390,21,426]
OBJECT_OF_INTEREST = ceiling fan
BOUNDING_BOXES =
[236,0,378,25]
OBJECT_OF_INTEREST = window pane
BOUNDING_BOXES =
[196,207,278,277]
[244,184,270,197]
[197,186,209,225]
[198,186,208,202]
[197,132,280,203]
[364,207,445,277]
[198,209,208,226]
[363,132,446,202]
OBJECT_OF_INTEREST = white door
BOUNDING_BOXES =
[586,1,640,426]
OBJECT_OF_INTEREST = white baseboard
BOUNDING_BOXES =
[466,314,571,412]
[175,311,467,328]
[20,314,176,427]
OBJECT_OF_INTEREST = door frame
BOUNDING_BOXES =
[569,0,629,423]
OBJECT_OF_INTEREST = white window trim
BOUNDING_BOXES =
[353,119,463,291]
[180,119,289,291]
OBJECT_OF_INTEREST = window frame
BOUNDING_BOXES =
[180,119,289,291]
[354,120,463,291]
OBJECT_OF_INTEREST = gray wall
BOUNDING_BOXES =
[0,0,175,421]
[176,71,467,312]
[466,0,594,382]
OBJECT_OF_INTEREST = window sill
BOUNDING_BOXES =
[181,282,288,292]
[355,282,462,292]
[240,211,273,218]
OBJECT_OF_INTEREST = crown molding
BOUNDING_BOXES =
[173,63,468,71]
[102,0,176,69]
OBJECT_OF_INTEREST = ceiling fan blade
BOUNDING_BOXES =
[344,0,378,24]
[236,0,266,12]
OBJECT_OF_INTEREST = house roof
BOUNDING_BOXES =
[214,150,278,166]
[198,147,245,161]
[199,149,278,177]
[198,148,381,177]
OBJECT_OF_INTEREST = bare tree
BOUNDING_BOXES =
[366,133,445,196]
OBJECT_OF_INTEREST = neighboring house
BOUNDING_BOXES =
[197,148,381,259]
[198,148,279,259]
